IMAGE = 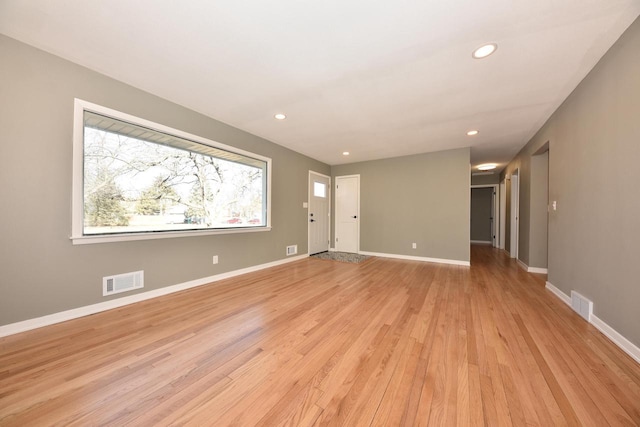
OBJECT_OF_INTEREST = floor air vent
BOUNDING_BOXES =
[103,270,144,296]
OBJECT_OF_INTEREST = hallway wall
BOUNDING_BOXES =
[501,16,640,347]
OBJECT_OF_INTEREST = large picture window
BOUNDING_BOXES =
[72,99,271,244]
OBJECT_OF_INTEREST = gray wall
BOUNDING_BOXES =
[501,17,640,346]
[470,188,493,242]
[471,174,499,186]
[0,35,330,326]
[331,148,470,262]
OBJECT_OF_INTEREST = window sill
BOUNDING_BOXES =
[71,226,271,245]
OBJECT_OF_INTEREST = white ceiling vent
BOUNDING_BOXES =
[103,270,144,296]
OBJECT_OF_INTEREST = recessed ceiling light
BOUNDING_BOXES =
[472,43,497,59]
[467,130,479,136]
[477,163,497,171]
[342,151,350,156]
[274,113,286,120]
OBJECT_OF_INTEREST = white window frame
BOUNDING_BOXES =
[71,99,272,245]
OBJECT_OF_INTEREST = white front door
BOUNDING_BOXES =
[335,175,360,253]
[309,172,330,255]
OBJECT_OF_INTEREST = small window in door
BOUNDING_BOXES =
[314,181,326,198]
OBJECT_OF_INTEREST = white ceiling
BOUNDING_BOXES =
[1,1,639,169]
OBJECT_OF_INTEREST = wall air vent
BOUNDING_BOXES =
[570,291,593,321]
[286,245,298,256]
[103,270,144,296]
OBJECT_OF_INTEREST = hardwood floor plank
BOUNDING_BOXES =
[467,363,485,426]
[479,373,499,426]
[416,270,451,426]
[513,314,582,427]
[1,246,639,426]
[382,338,423,426]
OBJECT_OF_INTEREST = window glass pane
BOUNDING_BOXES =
[82,111,268,235]
[313,181,326,198]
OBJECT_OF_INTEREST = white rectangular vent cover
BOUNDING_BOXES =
[286,245,298,256]
[570,291,593,321]
[103,270,144,296]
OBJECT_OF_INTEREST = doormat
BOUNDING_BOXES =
[311,251,370,264]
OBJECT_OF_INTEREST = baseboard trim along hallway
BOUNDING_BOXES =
[358,250,470,266]
[546,281,640,364]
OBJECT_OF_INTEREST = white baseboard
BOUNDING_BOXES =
[590,314,640,364]
[517,259,528,271]
[329,247,336,252]
[358,251,470,267]
[545,281,571,306]
[517,259,548,274]
[470,240,492,245]
[0,254,309,338]
[545,281,640,364]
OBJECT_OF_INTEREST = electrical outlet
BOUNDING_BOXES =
[212,255,219,264]
[412,243,417,249]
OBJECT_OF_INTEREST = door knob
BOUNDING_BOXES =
[310,219,315,222]
[352,216,357,219]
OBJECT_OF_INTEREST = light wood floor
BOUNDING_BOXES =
[1,246,639,426]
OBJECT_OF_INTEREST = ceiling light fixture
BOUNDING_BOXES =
[477,163,498,171]
[466,130,479,136]
[472,43,497,59]
[274,113,286,120]
[342,151,350,156]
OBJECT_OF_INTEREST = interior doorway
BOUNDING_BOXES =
[470,186,497,246]
[335,175,360,253]
[308,171,331,255]
[530,145,549,271]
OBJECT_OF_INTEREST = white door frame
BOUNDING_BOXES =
[308,171,331,255]
[471,184,498,247]
[509,170,520,259]
[499,179,506,249]
[335,174,360,253]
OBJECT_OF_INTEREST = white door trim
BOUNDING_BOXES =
[471,184,498,247]
[509,170,520,259]
[499,179,506,249]
[308,171,331,255]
